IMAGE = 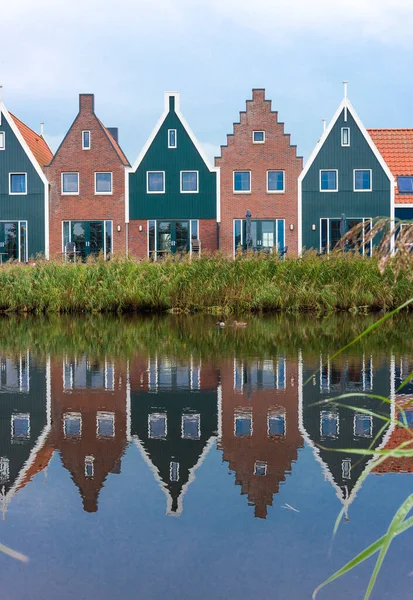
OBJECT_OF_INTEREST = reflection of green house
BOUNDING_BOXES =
[299,354,394,514]
[129,360,218,514]
[0,354,50,516]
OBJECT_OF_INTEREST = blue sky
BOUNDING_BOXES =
[2,0,413,164]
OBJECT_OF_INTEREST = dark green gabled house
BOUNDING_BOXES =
[299,88,394,254]
[127,92,219,259]
[0,99,52,261]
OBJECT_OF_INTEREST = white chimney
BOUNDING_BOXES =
[343,80,348,99]
[322,118,327,133]
[40,122,44,137]
[0,86,2,103]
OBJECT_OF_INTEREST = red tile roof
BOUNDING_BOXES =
[9,112,53,170]
[368,129,413,204]
[98,120,130,166]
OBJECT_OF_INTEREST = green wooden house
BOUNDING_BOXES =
[127,92,219,259]
[299,86,394,254]
[0,97,52,261]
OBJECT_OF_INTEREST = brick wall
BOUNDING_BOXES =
[215,89,303,256]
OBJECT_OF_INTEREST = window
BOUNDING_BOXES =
[234,171,251,193]
[320,410,338,438]
[63,412,82,437]
[82,130,91,149]
[354,169,372,191]
[267,170,284,193]
[170,461,179,481]
[0,457,9,484]
[268,408,286,436]
[168,129,177,148]
[85,456,94,478]
[234,410,252,436]
[62,172,79,195]
[320,170,338,192]
[11,413,30,440]
[398,176,413,193]
[148,413,167,439]
[182,414,200,440]
[147,171,165,193]
[10,173,27,195]
[96,412,115,438]
[181,171,198,193]
[95,172,112,194]
[253,131,265,143]
[354,414,372,438]
[0,132,4,150]
[254,461,267,476]
[342,459,352,480]
[341,127,350,147]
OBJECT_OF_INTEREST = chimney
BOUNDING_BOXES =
[322,118,327,133]
[0,86,2,103]
[79,94,95,113]
[107,127,118,143]
[343,80,348,99]
[40,122,44,137]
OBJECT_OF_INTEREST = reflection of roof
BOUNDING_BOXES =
[9,112,53,169]
[98,119,130,166]
[15,444,54,492]
[373,400,413,474]
[368,129,413,204]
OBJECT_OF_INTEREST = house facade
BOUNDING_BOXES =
[127,92,219,259]
[45,94,130,260]
[216,89,303,256]
[0,98,52,261]
[299,88,394,254]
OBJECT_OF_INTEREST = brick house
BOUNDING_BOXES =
[45,94,130,260]
[215,89,303,257]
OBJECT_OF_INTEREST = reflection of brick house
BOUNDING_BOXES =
[218,357,302,518]
[48,356,128,512]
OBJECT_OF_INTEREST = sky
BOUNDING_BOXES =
[1,0,413,164]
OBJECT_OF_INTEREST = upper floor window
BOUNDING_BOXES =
[62,172,79,195]
[170,461,179,482]
[354,169,372,192]
[85,456,94,478]
[181,171,198,193]
[11,413,30,440]
[82,130,91,150]
[320,410,339,438]
[234,171,251,193]
[398,176,413,193]
[0,132,5,150]
[96,411,115,438]
[267,170,285,193]
[63,412,82,437]
[168,129,177,148]
[9,173,27,195]
[181,414,200,440]
[341,127,350,147]
[147,171,165,193]
[95,172,112,194]
[148,413,167,439]
[254,461,267,476]
[234,410,252,437]
[253,131,265,143]
[320,170,338,192]
[354,413,372,438]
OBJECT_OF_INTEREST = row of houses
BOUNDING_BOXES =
[0,84,410,261]
[0,350,409,519]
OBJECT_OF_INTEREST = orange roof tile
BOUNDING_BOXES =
[98,120,130,166]
[9,112,53,170]
[368,129,413,204]
[15,444,54,493]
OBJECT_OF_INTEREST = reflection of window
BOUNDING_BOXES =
[0,353,30,393]
[268,408,286,436]
[320,410,339,438]
[85,456,94,478]
[170,461,179,481]
[64,412,82,437]
[11,413,30,440]
[233,358,286,391]
[234,410,252,437]
[148,413,167,439]
[182,414,200,440]
[354,413,372,438]
[254,461,267,476]
[64,357,114,390]
[0,458,9,484]
[399,411,413,428]
[97,412,115,438]
[147,358,200,391]
[342,459,352,480]
[277,358,286,389]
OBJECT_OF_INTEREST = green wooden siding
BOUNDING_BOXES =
[129,97,217,220]
[301,109,391,251]
[0,113,46,258]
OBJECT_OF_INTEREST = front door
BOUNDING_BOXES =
[0,222,27,262]
[71,221,104,260]
[157,221,189,257]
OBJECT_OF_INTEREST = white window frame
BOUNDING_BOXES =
[82,130,91,150]
[181,413,201,440]
[341,127,350,147]
[342,459,352,480]
[61,172,79,195]
[63,412,82,437]
[320,410,339,439]
[11,413,30,440]
[233,170,251,194]
[96,411,115,438]
[169,461,180,481]
[180,170,199,194]
[0,131,5,150]
[146,171,165,194]
[168,129,177,149]
[85,456,94,477]
[253,461,267,476]
[234,409,253,437]
[9,172,27,196]
[353,413,373,438]
[267,407,286,437]
[148,412,167,439]
[354,169,372,192]
[252,130,265,144]
[95,172,113,195]
[319,217,373,256]
[267,170,285,194]
[319,169,338,192]
[0,457,10,483]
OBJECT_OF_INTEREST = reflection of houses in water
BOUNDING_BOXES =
[218,357,303,519]
[48,355,128,512]
[0,353,51,517]
[300,353,394,515]
[128,356,219,515]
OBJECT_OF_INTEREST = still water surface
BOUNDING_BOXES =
[0,314,412,600]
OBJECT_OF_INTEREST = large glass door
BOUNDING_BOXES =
[157,221,189,257]
[0,222,27,262]
[71,222,87,260]
[239,220,285,253]
[66,221,110,261]
[321,218,372,254]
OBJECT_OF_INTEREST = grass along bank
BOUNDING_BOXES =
[0,251,412,314]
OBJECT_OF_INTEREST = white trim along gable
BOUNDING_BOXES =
[297,95,395,254]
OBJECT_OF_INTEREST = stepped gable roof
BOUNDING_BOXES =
[98,119,130,166]
[368,129,413,204]
[9,112,53,169]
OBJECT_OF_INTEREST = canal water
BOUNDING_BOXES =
[0,313,412,600]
